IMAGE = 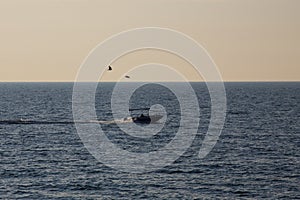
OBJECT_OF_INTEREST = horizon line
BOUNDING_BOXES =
[0,80,299,83]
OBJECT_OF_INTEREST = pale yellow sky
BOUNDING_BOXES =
[0,0,299,81]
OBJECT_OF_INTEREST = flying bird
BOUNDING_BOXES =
[108,66,112,71]
[125,75,130,79]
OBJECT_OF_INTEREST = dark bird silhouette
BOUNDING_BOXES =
[125,75,130,79]
[108,66,112,71]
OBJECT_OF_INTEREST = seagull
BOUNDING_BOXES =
[125,75,130,79]
[108,66,112,71]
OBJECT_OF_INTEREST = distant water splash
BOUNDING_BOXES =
[0,118,133,125]
[88,117,133,124]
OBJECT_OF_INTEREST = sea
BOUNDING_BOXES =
[0,82,299,199]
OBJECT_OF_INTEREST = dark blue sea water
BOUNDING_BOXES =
[0,82,299,199]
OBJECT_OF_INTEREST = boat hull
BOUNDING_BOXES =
[132,115,163,124]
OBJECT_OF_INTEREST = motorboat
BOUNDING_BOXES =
[129,108,163,124]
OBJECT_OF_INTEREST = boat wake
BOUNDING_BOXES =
[0,118,134,125]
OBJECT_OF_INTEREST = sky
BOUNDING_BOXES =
[0,0,299,82]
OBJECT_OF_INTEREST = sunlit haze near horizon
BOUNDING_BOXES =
[0,0,299,82]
